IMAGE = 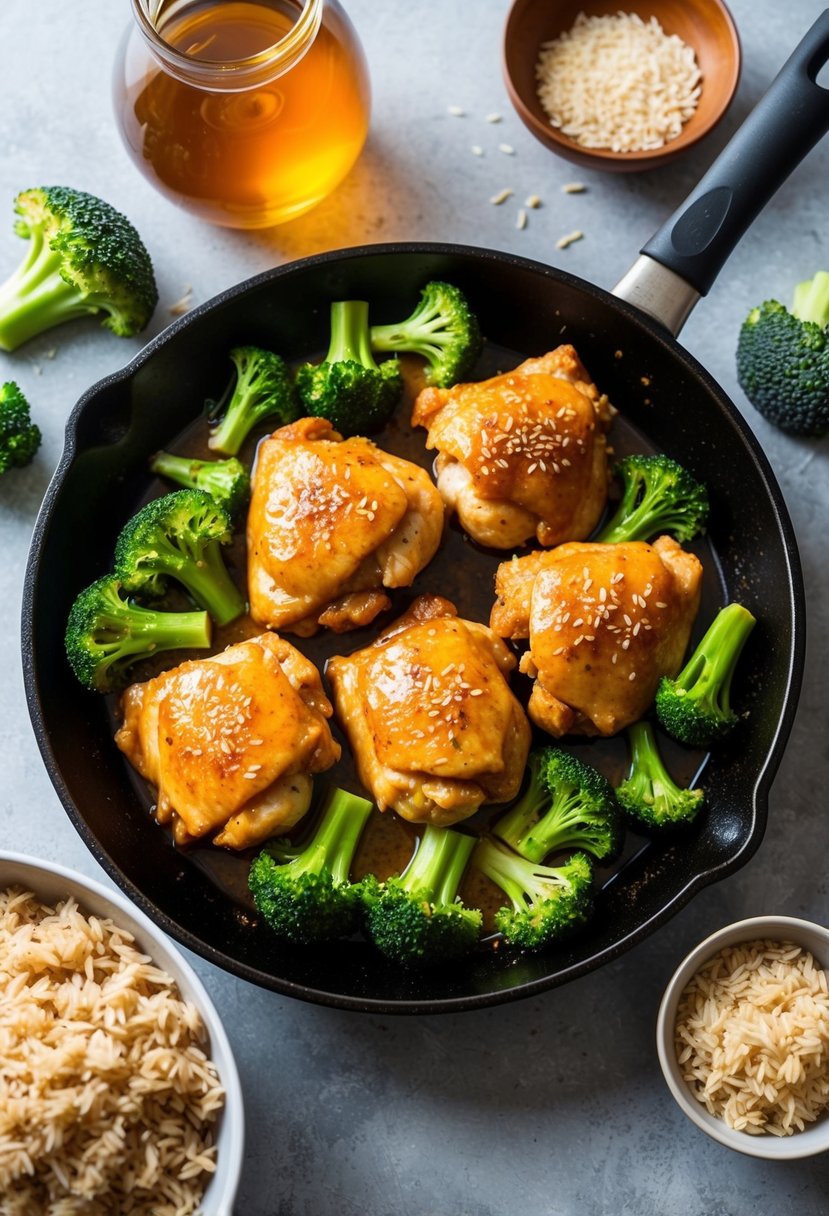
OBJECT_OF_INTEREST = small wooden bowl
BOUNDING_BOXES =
[503,0,741,172]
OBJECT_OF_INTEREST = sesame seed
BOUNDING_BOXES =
[448,105,465,116]
[486,112,503,123]
[499,143,515,155]
[471,145,484,156]
[628,672,637,681]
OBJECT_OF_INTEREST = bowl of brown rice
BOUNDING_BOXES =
[657,916,829,1158]
[502,0,741,171]
[0,850,244,1214]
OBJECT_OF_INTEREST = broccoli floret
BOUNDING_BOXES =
[655,603,757,747]
[65,574,211,693]
[474,839,594,951]
[0,186,157,351]
[369,280,483,388]
[616,721,704,830]
[0,381,40,473]
[493,748,621,863]
[595,454,709,545]
[249,788,374,944]
[114,489,246,627]
[150,450,250,519]
[736,272,829,436]
[362,825,482,967]
[208,345,298,456]
[295,300,403,435]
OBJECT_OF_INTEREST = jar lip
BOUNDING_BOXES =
[131,0,323,85]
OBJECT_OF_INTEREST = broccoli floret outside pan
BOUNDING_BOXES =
[65,575,211,694]
[595,454,709,545]
[0,186,157,351]
[474,839,594,951]
[249,788,375,944]
[369,280,483,388]
[362,825,482,967]
[0,381,41,473]
[150,451,250,519]
[295,299,403,436]
[114,489,246,627]
[655,602,757,747]
[616,721,704,830]
[736,272,829,436]
[208,345,299,456]
[493,748,622,863]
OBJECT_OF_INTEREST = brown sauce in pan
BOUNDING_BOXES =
[112,344,721,931]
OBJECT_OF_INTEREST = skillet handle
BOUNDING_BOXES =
[614,10,829,334]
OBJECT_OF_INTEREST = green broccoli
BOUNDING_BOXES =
[736,271,829,436]
[150,451,250,518]
[0,381,40,473]
[493,748,621,863]
[114,489,246,627]
[655,602,757,747]
[65,574,211,693]
[369,280,483,387]
[362,825,482,967]
[473,839,594,951]
[616,721,704,830]
[0,186,157,351]
[595,454,709,545]
[208,345,298,456]
[295,300,403,435]
[249,788,375,944]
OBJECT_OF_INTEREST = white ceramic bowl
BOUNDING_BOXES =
[0,851,245,1212]
[657,915,829,1160]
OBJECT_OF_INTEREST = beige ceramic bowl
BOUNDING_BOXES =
[502,0,742,172]
[0,851,245,1211]
[657,915,829,1159]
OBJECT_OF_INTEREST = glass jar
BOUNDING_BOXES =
[113,0,371,229]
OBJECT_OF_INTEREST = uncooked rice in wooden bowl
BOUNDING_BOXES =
[657,916,829,1159]
[0,870,239,1216]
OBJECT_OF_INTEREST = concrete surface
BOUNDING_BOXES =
[1,1,828,1213]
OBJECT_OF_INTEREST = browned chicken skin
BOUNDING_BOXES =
[115,632,340,849]
[412,345,614,549]
[247,417,445,635]
[491,538,702,736]
[327,595,532,826]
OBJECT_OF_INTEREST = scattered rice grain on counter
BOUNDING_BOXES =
[516,208,527,230]
[675,939,829,1136]
[536,12,701,153]
[562,182,586,194]
[489,188,514,205]
[556,230,584,250]
[0,887,225,1215]
[498,143,515,155]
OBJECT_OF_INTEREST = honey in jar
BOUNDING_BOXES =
[114,0,371,229]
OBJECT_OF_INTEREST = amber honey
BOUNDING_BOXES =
[114,0,370,228]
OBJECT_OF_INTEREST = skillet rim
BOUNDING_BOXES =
[20,241,807,1014]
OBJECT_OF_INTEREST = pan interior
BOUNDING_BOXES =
[24,248,800,1011]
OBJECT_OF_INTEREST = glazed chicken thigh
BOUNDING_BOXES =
[412,345,614,549]
[327,595,532,826]
[115,632,340,849]
[247,417,445,636]
[491,537,702,736]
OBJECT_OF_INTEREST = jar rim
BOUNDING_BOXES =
[131,0,323,88]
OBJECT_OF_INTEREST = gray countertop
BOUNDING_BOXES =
[3,2,829,1212]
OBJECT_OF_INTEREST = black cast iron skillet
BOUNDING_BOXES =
[22,16,829,1012]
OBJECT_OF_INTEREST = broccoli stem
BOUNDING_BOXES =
[175,542,244,627]
[474,840,557,914]
[400,824,476,904]
[490,754,548,857]
[150,451,208,489]
[271,788,374,884]
[674,602,756,715]
[371,295,446,357]
[115,606,213,656]
[326,300,378,368]
[791,271,829,327]
[0,240,98,350]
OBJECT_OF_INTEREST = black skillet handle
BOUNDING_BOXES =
[643,10,829,296]
[615,11,829,332]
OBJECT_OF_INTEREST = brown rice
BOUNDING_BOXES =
[535,12,701,154]
[0,886,225,1215]
[675,938,829,1136]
